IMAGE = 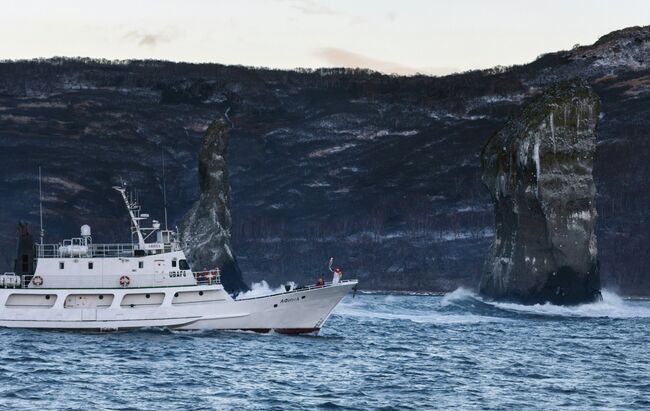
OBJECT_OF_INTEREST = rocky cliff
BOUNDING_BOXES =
[180,120,247,292]
[0,26,649,293]
[480,80,601,304]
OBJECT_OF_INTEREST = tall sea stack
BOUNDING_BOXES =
[181,119,247,293]
[480,80,601,305]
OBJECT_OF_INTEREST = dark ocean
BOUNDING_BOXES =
[0,290,648,410]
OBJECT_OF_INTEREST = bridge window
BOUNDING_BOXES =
[179,260,190,270]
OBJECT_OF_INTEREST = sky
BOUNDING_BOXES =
[1,0,648,76]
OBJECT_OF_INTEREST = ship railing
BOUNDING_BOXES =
[36,243,135,258]
[236,279,357,300]
[293,279,357,292]
[193,269,221,285]
[35,242,181,259]
[13,272,219,289]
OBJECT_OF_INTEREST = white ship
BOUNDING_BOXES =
[0,184,357,334]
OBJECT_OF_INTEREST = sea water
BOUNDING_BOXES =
[0,290,648,410]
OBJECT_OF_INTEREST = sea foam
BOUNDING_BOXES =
[443,287,650,319]
[235,280,297,300]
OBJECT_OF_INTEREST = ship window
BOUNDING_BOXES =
[88,262,94,270]
[171,259,177,268]
[59,262,64,270]
[179,260,190,270]
[138,261,144,269]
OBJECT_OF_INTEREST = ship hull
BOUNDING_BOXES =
[0,281,357,334]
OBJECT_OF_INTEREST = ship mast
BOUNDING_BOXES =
[162,147,169,231]
[113,185,146,248]
[38,167,44,245]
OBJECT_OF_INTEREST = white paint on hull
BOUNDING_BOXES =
[0,281,357,334]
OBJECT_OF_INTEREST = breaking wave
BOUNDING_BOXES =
[334,290,510,324]
[333,287,650,324]
[442,287,650,319]
[235,280,297,300]
[486,290,650,319]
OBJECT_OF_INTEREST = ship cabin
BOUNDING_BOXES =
[1,184,219,290]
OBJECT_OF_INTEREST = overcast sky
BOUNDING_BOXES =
[1,0,648,75]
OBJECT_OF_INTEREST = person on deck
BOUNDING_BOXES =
[316,277,325,287]
[333,268,343,284]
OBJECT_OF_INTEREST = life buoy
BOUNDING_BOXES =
[32,276,44,286]
[119,275,131,287]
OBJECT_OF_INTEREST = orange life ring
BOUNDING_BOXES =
[32,276,44,286]
[119,275,131,287]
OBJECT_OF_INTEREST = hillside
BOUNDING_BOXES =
[0,25,649,293]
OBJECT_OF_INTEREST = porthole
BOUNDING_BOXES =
[145,294,150,299]
[99,295,104,300]
[273,304,278,308]
[45,295,50,300]
[199,291,204,296]
[130,304,135,308]
[301,296,306,299]
[174,292,179,298]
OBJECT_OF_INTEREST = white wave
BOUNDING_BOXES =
[338,288,650,323]
[440,287,477,307]
[438,287,650,319]
[333,296,509,324]
[489,290,650,319]
[235,280,296,300]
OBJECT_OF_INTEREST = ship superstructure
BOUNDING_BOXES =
[0,183,357,333]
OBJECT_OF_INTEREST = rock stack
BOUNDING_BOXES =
[181,120,248,293]
[480,80,601,305]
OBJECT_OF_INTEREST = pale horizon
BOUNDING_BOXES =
[1,0,649,76]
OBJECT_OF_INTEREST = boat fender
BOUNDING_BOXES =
[32,276,44,286]
[119,275,131,287]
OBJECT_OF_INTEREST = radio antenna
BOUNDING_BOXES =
[38,167,44,244]
[161,147,169,231]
